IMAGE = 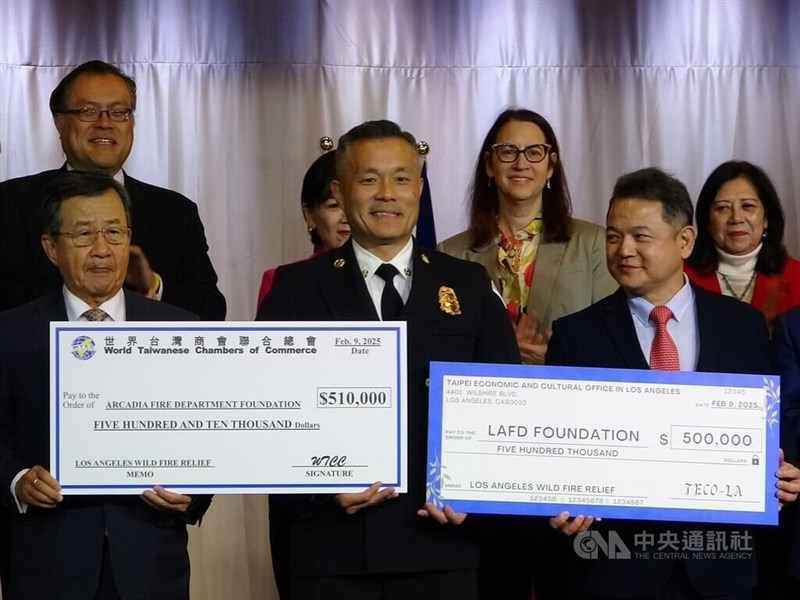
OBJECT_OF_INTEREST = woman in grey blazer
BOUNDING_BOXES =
[439,107,616,365]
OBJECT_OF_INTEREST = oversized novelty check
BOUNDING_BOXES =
[50,322,407,495]
[426,362,780,525]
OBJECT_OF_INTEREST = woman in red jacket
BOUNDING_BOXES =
[256,151,350,307]
[685,160,800,330]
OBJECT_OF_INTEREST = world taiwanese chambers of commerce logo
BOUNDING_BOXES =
[70,335,97,360]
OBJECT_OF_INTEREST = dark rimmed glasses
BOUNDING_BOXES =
[56,226,132,247]
[59,107,133,122]
[490,143,552,163]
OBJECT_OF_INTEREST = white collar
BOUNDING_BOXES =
[63,286,126,321]
[352,237,414,281]
[627,274,695,326]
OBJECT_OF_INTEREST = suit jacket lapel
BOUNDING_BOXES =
[32,291,68,346]
[527,240,565,325]
[403,244,441,323]
[121,173,153,248]
[124,289,154,320]
[465,240,498,284]
[463,237,569,329]
[317,242,379,320]
[694,285,722,372]
[602,288,649,369]
[36,290,68,318]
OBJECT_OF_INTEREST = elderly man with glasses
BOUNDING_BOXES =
[0,170,211,600]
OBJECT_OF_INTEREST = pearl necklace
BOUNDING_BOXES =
[719,271,756,302]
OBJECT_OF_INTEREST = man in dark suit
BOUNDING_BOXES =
[546,168,798,600]
[772,307,800,472]
[0,60,225,320]
[257,120,519,599]
[769,308,800,596]
[0,171,211,599]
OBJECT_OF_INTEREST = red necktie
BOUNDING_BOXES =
[649,305,680,371]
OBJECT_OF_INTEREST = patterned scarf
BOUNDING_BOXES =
[497,215,543,321]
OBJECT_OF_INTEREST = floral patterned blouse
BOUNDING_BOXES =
[496,215,543,321]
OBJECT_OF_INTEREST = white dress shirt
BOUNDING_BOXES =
[352,238,414,320]
[627,276,699,371]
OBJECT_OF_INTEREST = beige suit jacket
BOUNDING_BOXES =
[437,218,618,332]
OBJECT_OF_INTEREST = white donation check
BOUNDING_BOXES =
[426,362,780,525]
[50,322,407,495]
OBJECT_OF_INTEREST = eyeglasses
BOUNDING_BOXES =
[490,143,552,163]
[56,226,131,247]
[59,107,133,122]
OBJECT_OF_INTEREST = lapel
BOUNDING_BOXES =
[464,239,498,284]
[317,241,379,320]
[462,236,568,326]
[32,291,68,345]
[121,172,153,247]
[527,239,566,322]
[403,243,442,323]
[601,288,650,369]
[123,289,150,321]
[693,284,723,372]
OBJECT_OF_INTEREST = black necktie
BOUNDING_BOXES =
[376,263,404,320]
